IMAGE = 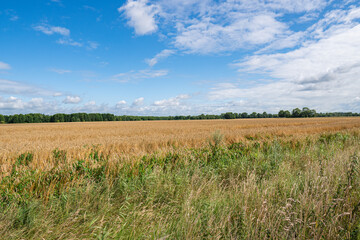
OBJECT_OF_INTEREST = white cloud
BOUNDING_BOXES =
[53,92,63,97]
[70,101,111,113]
[34,24,70,36]
[153,94,190,107]
[0,96,26,110]
[63,96,81,104]
[119,0,331,54]
[2,9,19,21]
[87,41,99,50]
[174,14,288,54]
[132,97,144,106]
[57,38,83,47]
[0,61,11,70]
[0,96,56,112]
[119,0,159,35]
[208,12,360,112]
[0,79,59,96]
[116,100,127,109]
[237,24,360,83]
[145,49,175,66]
[262,0,328,13]
[86,101,96,106]
[111,94,194,115]
[112,69,168,82]
[9,15,19,21]
[34,23,98,50]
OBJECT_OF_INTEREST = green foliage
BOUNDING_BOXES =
[1,132,360,239]
[1,108,359,124]
[16,152,33,166]
[52,149,67,165]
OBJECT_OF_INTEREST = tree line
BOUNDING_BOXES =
[0,107,359,124]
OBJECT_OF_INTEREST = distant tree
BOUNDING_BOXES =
[310,109,316,117]
[292,108,302,118]
[300,107,311,117]
[25,114,34,123]
[250,112,257,118]
[278,110,285,118]
[52,113,65,122]
[284,110,291,118]
[0,114,5,124]
[224,112,236,119]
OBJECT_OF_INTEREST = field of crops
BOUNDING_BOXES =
[1,117,360,163]
[1,118,360,239]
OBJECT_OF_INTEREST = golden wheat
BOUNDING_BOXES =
[0,117,359,166]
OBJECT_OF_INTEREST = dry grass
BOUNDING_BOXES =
[0,118,360,239]
[1,117,359,162]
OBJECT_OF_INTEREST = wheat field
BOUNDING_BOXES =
[1,117,360,162]
[1,117,360,239]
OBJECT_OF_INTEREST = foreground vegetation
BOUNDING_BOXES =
[1,130,360,239]
[1,107,359,123]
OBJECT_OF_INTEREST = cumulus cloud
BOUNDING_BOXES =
[116,100,127,109]
[145,49,175,66]
[0,96,23,110]
[132,97,144,106]
[0,61,11,70]
[153,94,190,107]
[175,14,288,54]
[237,23,360,83]
[112,94,194,115]
[119,0,159,35]
[208,8,360,112]
[63,96,81,104]
[119,0,331,54]
[0,96,58,113]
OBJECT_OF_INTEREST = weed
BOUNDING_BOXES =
[16,152,33,166]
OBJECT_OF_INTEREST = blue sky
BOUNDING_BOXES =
[1,0,360,115]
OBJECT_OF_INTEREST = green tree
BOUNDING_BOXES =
[278,110,285,118]
[292,108,302,118]
[284,110,291,118]
[250,112,257,118]
[224,112,236,119]
[0,114,5,124]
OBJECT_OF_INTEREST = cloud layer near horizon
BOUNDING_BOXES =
[1,0,360,115]
[117,0,360,113]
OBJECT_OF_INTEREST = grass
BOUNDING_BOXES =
[0,130,360,239]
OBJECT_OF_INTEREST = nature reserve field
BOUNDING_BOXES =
[1,117,360,239]
[1,117,360,162]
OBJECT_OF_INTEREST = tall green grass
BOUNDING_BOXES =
[1,131,360,239]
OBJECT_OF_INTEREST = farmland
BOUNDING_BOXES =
[1,117,360,162]
[1,117,360,239]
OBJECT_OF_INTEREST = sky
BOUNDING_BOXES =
[1,0,360,116]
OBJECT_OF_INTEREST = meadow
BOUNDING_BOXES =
[1,117,360,239]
